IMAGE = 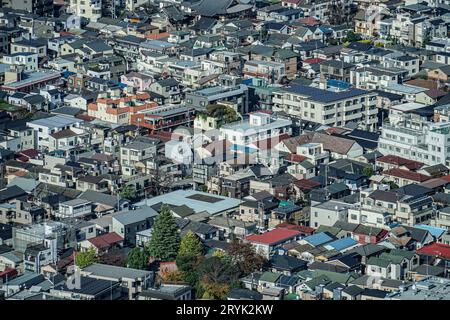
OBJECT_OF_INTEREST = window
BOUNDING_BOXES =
[350,214,357,220]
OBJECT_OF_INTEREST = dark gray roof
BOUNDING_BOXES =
[346,243,386,257]
[269,255,307,271]
[368,190,398,202]
[228,288,263,300]
[343,285,364,296]
[191,0,234,16]
[54,276,119,296]
[0,185,27,202]
[283,85,370,103]
[51,107,82,117]
[78,190,125,208]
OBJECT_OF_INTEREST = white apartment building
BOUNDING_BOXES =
[378,117,450,166]
[348,206,393,229]
[350,66,406,90]
[220,112,292,151]
[70,0,102,22]
[2,52,38,72]
[27,115,83,151]
[272,85,378,131]
[120,140,158,176]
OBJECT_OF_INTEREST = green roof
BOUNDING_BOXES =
[259,271,281,283]
[379,249,415,264]
[0,101,21,112]
[316,225,341,236]
[274,49,298,60]
[279,200,295,207]
[284,293,301,300]
[312,270,359,284]
[295,269,314,280]
[305,275,331,289]
[367,257,391,268]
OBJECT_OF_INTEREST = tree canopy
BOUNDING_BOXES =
[126,247,149,270]
[228,239,266,276]
[76,247,98,268]
[178,231,204,258]
[148,205,180,261]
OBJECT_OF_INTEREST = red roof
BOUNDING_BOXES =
[88,232,123,250]
[302,58,325,64]
[417,242,450,260]
[252,133,290,151]
[245,228,301,245]
[276,222,315,235]
[0,267,17,280]
[19,149,39,158]
[440,174,450,182]
[293,179,322,191]
[325,127,349,135]
[382,168,431,183]
[76,114,95,122]
[377,155,424,170]
[284,154,308,163]
[297,16,321,26]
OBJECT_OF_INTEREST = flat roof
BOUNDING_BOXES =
[138,190,242,215]
[2,71,60,89]
[81,263,152,280]
[27,115,81,128]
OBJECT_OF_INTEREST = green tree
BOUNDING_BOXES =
[362,167,374,177]
[178,231,203,258]
[344,31,362,43]
[198,256,239,285]
[197,256,240,299]
[176,254,204,287]
[388,181,399,190]
[126,247,149,270]
[120,185,135,200]
[76,247,98,268]
[148,205,180,261]
[228,240,266,276]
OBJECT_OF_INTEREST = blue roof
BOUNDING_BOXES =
[324,237,358,251]
[62,71,76,78]
[413,224,446,239]
[302,232,334,247]
[327,79,351,90]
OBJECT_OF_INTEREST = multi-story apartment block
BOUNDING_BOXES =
[350,66,407,90]
[70,0,103,22]
[87,93,157,125]
[378,117,450,166]
[186,84,249,114]
[2,52,38,72]
[120,139,158,176]
[131,105,196,133]
[220,112,292,154]
[2,0,54,16]
[243,60,286,84]
[272,84,379,131]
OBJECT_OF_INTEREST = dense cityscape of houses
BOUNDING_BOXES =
[0,0,449,301]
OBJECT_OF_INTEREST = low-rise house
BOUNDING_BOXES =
[80,263,154,300]
[79,232,123,255]
[208,216,257,240]
[49,276,122,300]
[245,228,302,259]
[269,255,308,276]
[139,284,193,300]
[112,207,158,246]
